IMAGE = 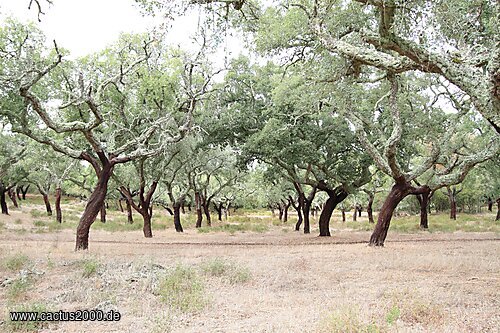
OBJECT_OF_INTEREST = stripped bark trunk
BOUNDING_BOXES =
[318,189,348,237]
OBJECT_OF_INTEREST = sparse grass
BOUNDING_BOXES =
[198,222,269,234]
[80,258,101,278]
[7,278,32,300]
[386,290,445,327]
[157,265,208,313]
[201,258,251,284]
[92,219,143,232]
[385,305,400,325]
[29,209,46,218]
[321,307,381,333]
[14,218,22,225]
[6,302,51,332]
[33,220,45,227]
[3,254,30,271]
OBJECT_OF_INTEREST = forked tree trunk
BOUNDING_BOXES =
[21,185,29,200]
[8,189,18,208]
[55,187,62,223]
[75,164,113,251]
[16,187,22,201]
[213,202,223,221]
[369,181,420,246]
[173,204,183,232]
[367,194,374,223]
[42,193,52,216]
[290,197,303,231]
[319,189,348,237]
[416,190,431,229]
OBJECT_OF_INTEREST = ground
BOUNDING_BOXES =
[0,196,498,333]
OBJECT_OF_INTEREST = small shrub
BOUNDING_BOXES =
[322,307,380,333]
[3,254,30,271]
[158,265,207,312]
[386,305,400,325]
[81,259,100,278]
[202,258,251,284]
[7,278,31,300]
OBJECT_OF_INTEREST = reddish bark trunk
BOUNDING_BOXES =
[143,213,152,238]
[43,193,52,216]
[55,187,62,223]
[318,189,348,237]
[75,164,113,251]
[369,181,426,246]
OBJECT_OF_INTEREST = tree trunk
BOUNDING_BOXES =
[142,212,152,238]
[283,202,290,222]
[42,193,52,216]
[319,190,348,236]
[369,181,414,246]
[165,207,174,216]
[367,194,374,223]
[195,192,203,228]
[126,200,133,224]
[55,187,62,223]
[100,205,106,223]
[118,199,124,212]
[303,202,312,234]
[181,204,186,214]
[16,186,22,201]
[341,208,346,222]
[278,206,283,221]
[496,198,500,221]
[487,197,493,212]
[173,204,183,232]
[416,190,431,229]
[21,185,29,200]
[214,202,223,221]
[0,184,8,215]
[352,207,357,221]
[203,201,211,226]
[450,199,457,220]
[358,206,362,217]
[75,164,113,251]
[8,189,18,208]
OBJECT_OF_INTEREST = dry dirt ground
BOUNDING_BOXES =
[0,203,499,333]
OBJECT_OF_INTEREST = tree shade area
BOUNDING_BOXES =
[0,1,499,332]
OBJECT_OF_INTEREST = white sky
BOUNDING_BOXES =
[0,0,245,63]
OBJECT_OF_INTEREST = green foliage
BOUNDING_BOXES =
[3,254,30,271]
[158,265,208,312]
[80,259,101,278]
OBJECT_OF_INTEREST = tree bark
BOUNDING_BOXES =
[213,202,223,221]
[173,204,183,232]
[318,189,348,236]
[21,185,29,200]
[352,206,357,221]
[367,194,374,223]
[487,197,493,212]
[8,189,18,208]
[42,193,52,216]
[195,192,203,228]
[143,212,152,238]
[447,188,458,220]
[118,199,124,212]
[341,208,346,222]
[203,200,211,226]
[16,186,22,201]
[369,181,427,246]
[496,198,500,221]
[283,201,290,222]
[0,183,8,215]
[100,205,106,223]
[416,189,431,229]
[55,187,62,223]
[75,163,113,251]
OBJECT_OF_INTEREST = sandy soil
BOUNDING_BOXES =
[0,207,499,333]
